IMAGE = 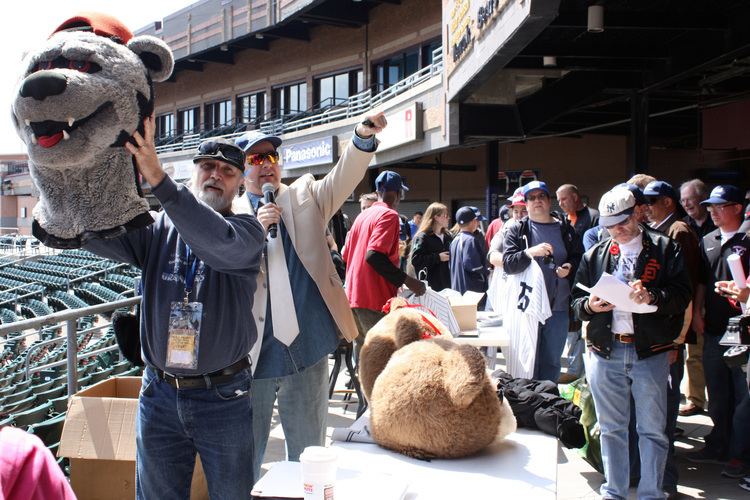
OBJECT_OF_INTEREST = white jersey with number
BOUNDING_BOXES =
[489,260,552,378]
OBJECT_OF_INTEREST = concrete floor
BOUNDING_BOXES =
[258,355,748,500]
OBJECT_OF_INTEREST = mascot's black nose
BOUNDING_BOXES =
[20,72,67,101]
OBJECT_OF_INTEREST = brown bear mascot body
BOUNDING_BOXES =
[359,298,516,459]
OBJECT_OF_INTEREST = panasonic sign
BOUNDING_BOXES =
[280,136,338,170]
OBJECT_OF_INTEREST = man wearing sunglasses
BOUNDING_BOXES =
[233,112,387,479]
[85,116,266,499]
[642,179,702,497]
[688,184,750,478]
[572,186,692,500]
[503,180,583,383]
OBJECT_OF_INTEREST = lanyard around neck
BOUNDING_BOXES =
[183,243,200,303]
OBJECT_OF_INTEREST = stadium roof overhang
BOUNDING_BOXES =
[455,0,750,148]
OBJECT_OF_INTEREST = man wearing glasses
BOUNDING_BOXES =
[688,185,750,478]
[572,186,691,500]
[86,118,265,498]
[233,113,387,479]
[642,180,702,496]
[503,180,583,382]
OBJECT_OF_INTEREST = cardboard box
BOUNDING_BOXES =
[59,377,207,500]
[447,291,484,331]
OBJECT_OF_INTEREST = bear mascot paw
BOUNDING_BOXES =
[359,297,516,459]
[11,12,175,248]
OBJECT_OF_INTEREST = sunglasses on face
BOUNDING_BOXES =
[526,193,548,202]
[246,151,280,166]
[645,196,662,205]
[197,141,245,170]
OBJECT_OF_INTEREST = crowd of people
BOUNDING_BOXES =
[4,106,748,500]
[400,175,750,499]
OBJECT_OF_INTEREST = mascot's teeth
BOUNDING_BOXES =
[24,119,30,126]
[62,130,70,140]
[31,134,38,145]
[67,117,75,127]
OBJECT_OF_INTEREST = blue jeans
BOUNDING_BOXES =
[534,310,569,382]
[565,328,585,377]
[702,333,748,456]
[136,366,254,500]
[251,355,328,478]
[584,343,669,500]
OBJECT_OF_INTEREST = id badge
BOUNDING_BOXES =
[166,301,203,370]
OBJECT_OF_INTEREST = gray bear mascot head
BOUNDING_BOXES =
[11,12,174,248]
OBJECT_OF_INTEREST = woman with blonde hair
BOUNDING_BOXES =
[409,202,452,291]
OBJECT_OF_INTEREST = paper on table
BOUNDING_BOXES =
[576,272,657,313]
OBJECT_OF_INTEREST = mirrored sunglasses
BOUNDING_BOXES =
[246,151,279,166]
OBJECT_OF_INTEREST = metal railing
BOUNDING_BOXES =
[155,47,443,153]
[0,296,140,397]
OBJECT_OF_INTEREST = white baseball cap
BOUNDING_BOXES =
[598,187,636,227]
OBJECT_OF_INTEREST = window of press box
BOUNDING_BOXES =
[204,99,233,132]
[177,107,199,135]
[237,92,265,127]
[155,113,175,138]
[272,82,308,118]
[314,69,364,109]
[372,40,441,93]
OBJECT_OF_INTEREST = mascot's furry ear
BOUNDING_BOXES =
[127,36,174,83]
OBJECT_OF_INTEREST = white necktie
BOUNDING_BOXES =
[266,232,300,346]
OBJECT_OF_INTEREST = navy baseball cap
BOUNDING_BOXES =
[456,206,478,225]
[375,171,409,192]
[522,180,549,198]
[234,130,282,152]
[615,182,647,206]
[643,180,678,201]
[469,206,487,221]
[700,185,745,206]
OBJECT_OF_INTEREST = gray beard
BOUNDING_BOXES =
[197,189,230,212]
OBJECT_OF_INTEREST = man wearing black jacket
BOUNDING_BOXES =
[688,185,750,476]
[572,186,692,500]
[503,180,583,382]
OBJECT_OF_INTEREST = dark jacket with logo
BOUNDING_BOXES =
[700,229,750,336]
[572,227,692,359]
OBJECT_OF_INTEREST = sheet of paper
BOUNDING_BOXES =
[575,272,657,314]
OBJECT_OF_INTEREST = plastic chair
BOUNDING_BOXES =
[12,401,53,428]
[34,385,66,403]
[89,367,114,385]
[3,386,33,405]
[30,379,55,394]
[328,339,367,418]
[28,413,66,448]
[48,395,69,415]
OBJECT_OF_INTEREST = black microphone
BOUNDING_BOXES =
[262,182,277,238]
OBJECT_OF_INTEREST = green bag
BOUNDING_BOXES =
[560,377,603,474]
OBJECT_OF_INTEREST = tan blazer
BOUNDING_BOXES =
[234,141,375,369]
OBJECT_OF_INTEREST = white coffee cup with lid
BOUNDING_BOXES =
[300,446,337,500]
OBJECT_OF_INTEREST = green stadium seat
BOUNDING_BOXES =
[34,385,66,402]
[12,401,53,428]
[89,367,114,385]
[30,379,55,394]
[48,395,69,415]
[3,386,33,405]
[2,393,37,414]
[28,413,66,448]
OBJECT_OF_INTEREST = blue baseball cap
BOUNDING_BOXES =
[615,182,647,205]
[700,185,744,206]
[469,206,487,221]
[643,180,678,201]
[375,171,409,193]
[522,180,549,198]
[234,130,282,152]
